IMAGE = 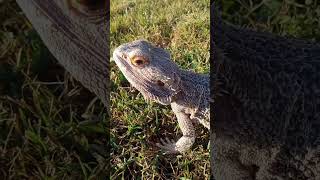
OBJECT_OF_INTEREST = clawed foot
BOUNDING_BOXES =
[156,137,179,154]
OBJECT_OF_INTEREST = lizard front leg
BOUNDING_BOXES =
[156,102,195,154]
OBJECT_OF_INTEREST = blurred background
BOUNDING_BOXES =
[0,1,108,179]
[217,0,320,41]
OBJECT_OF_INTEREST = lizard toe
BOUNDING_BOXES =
[156,138,179,154]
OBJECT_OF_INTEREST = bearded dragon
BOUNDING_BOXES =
[15,0,109,107]
[16,0,209,154]
[212,7,320,180]
[113,40,210,153]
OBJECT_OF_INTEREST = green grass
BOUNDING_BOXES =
[217,0,320,40]
[110,0,210,179]
[0,0,108,179]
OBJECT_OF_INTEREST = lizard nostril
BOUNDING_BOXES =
[122,54,127,59]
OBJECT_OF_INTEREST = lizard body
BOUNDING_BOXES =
[15,0,109,107]
[212,9,320,180]
[113,40,210,153]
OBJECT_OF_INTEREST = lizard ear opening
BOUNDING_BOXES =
[156,80,165,87]
[165,72,181,92]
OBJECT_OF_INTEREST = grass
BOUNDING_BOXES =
[0,0,108,179]
[110,0,210,179]
[217,0,320,40]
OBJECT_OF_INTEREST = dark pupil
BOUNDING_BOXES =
[135,59,143,65]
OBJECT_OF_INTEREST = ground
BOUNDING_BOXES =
[0,1,108,179]
[110,0,210,179]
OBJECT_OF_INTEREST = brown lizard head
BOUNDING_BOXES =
[113,40,182,105]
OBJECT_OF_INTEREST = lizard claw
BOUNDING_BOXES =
[156,137,179,154]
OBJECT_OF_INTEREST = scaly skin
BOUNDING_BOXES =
[212,8,320,180]
[113,40,209,153]
[15,0,109,107]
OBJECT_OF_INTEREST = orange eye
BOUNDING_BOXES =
[131,56,149,67]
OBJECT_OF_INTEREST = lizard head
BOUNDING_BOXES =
[113,40,181,105]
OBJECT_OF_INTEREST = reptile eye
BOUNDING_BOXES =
[131,56,149,67]
[156,80,165,87]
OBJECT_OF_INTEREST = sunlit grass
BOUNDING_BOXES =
[110,0,210,179]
